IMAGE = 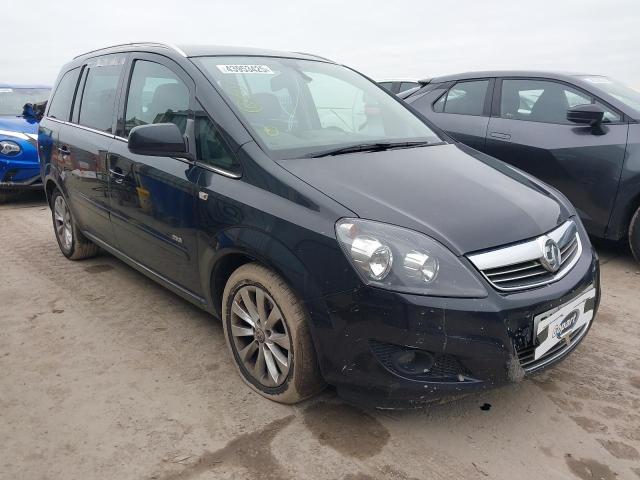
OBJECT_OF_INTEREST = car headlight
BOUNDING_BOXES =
[0,140,21,156]
[336,218,487,297]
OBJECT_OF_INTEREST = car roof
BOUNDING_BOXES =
[0,83,51,89]
[72,42,334,63]
[179,44,334,62]
[425,70,595,84]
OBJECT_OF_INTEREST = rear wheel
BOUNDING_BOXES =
[51,189,100,260]
[630,206,640,263]
[222,263,325,403]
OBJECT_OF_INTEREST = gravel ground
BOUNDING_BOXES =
[1,193,639,480]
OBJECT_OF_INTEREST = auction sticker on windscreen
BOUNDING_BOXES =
[216,64,274,74]
[533,287,596,360]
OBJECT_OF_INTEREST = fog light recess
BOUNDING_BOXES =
[391,349,435,376]
[369,339,473,382]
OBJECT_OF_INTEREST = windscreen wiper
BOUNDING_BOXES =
[308,140,434,158]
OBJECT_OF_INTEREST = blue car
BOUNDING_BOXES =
[0,83,51,202]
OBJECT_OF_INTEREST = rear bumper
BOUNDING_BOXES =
[306,241,600,409]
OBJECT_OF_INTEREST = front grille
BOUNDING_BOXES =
[516,323,587,372]
[483,234,579,290]
[467,220,582,292]
[369,340,471,381]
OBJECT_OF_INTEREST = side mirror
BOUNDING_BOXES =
[128,123,192,160]
[567,104,605,126]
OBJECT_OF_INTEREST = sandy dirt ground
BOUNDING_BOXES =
[1,193,639,480]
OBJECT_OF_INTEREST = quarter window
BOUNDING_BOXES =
[596,102,621,123]
[436,80,489,116]
[48,68,81,121]
[124,60,190,136]
[195,114,240,173]
[500,79,621,124]
[78,59,123,133]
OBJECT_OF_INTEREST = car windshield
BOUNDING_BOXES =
[193,56,442,159]
[0,87,50,116]
[580,76,640,116]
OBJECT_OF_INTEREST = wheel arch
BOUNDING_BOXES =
[202,227,326,319]
[606,184,640,241]
[44,176,63,207]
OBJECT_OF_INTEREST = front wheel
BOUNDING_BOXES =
[630,206,640,263]
[222,263,325,403]
[51,189,100,260]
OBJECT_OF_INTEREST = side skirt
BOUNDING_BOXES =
[83,231,213,313]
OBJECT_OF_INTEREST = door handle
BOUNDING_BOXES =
[489,132,511,141]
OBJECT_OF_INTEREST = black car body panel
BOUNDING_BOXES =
[40,47,600,407]
[405,70,640,242]
[278,143,568,254]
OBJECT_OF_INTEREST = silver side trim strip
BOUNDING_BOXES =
[44,117,116,139]
[195,161,242,179]
[111,135,241,179]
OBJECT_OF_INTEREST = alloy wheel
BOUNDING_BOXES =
[229,285,292,387]
[54,195,73,251]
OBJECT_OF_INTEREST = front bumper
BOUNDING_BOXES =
[0,174,42,191]
[306,239,600,409]
[1,134,41,191]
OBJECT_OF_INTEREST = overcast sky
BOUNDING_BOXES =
[3,0,639,87]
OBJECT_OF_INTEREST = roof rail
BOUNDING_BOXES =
[74,42,187,59]
[291,51,334,63]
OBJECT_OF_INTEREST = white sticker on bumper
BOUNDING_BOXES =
[533,288,596,360]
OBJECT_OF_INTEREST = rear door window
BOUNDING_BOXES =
[435,80,489,116]
[77,56,124,133]
[124,60,190,136]
[48,68,81,120]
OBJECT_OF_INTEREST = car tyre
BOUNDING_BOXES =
[222,263,325,403]
[630,206,640,263]
[51,189,100,260]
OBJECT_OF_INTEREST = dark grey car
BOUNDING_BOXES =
[404,71,640,261]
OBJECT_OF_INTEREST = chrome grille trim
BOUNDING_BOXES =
[467,221,582,292]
